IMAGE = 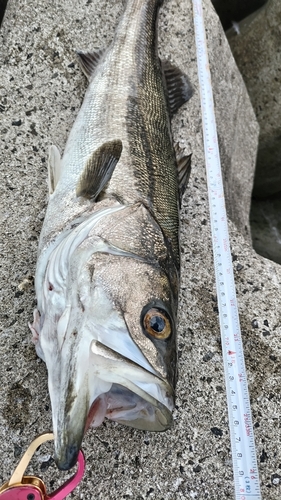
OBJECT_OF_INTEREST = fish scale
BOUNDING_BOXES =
[32,0,193,470]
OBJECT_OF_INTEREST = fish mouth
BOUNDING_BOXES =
[54,341,174,470]
[87,340,174,430]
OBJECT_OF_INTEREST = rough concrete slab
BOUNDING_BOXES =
[250,194,281,265]
[228,0,281,198]
[211,0,267,30]
[0,1,279,499]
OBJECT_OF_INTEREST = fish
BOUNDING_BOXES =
[29,0,193,470]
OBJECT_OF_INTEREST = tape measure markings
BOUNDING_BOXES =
[191,1,262,499]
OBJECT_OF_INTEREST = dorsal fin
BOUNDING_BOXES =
[162,59,194,115]
[175,143,192,206]
[76,140,123,201]
[76,49,105,80]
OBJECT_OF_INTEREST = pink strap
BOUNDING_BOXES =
[47,450,85,499]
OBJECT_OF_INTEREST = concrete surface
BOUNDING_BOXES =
[228,0,281,199]
[211,0,268,30]
[0,0,280,499]
[250,195,281,265]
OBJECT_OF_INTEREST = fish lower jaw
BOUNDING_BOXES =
[86,382,173,432]
[86,340,174,431]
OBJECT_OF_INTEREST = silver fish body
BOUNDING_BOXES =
[31,0,192,470]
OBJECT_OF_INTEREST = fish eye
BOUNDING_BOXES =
[143,308,171,340]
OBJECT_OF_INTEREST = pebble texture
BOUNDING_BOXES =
[0,0,280,499]
[228,0,281,198]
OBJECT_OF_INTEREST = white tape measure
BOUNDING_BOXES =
[191,1,262,498]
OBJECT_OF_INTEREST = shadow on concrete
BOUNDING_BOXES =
[0,0,9,26]
[211,0,268,30]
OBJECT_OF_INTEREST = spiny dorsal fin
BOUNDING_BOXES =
[76,49,105,80]
[162,59,194,115]
[175,143,192,206]
[48,144,61,195]
[76,139,123,200]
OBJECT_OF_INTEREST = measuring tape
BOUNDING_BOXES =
[191,1,261,498]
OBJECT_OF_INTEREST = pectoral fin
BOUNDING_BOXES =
[76,140,123,201]
[162,59,194,115]
[48,145,61,195]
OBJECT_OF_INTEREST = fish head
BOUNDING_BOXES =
[35,229,178,470]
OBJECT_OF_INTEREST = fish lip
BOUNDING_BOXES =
[90,339,174,394]
[54,408,88,470]
[55,441,80,471]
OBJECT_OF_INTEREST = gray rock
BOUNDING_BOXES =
[0,0,8,27]
[250,194,281,264]
[211,0,267,30]
[227,0,281,198]
[0,1,280,499]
